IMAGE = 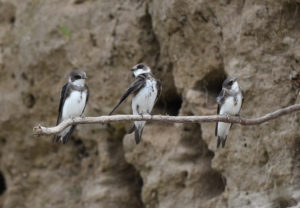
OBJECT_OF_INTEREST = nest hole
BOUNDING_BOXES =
[156,92,182,116]
[0,172,6,196]
[194,68,227,97]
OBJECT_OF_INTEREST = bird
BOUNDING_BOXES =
[109,63,162,144]
[215,77,243,148]
[53,69,89,144]
[291,73,300,87]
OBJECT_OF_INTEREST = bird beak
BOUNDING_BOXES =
[292,74,300,80]
[83,75,88,79]
[131,68,135,71]
[233,77,238,82]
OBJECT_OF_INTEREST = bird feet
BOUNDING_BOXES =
[237,114,242,124]
[225,114,230,121]
[139,113,144,119]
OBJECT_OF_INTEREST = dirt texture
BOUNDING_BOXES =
[0,0,300,208]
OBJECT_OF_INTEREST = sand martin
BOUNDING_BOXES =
[215,77,243,148]
[53,69,89,144]
[109,63,162,144]
[292,73,300,87]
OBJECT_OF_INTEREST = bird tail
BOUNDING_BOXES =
[127,124,136,134]
[52,125,76,144]
[134,127,144,144]
[217,136,227,148]
[128,124,143,144]
[52,135,61,143]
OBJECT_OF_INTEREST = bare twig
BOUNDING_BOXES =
[33,104,300,136]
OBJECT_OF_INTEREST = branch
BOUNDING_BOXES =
[33,104,300,136]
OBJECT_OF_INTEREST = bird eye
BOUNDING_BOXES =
[137,64,144,69]
[228,81,233,86]
[74,75,81,79]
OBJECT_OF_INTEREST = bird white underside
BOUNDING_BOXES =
[132,78,157,129]
[59,90,87,137]
[69,78,85,87]
[133,68,151,77]
[217,93,242,138]
[231,81,239,91]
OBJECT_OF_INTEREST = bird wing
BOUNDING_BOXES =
[56,83,69,125]
[82,84,89,113]
[109,75,146,115]
[155,79,162,103]
[215,88,226,136]
[238,88,244,115]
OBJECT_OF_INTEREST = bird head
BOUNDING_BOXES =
[223,77,239,91]
[131,63,151,77]
[69,69,87,86]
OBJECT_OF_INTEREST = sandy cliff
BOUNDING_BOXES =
[0,0,299,207]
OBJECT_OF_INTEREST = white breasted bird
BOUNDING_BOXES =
[216,77,243,148]
[109,63,162,144]
[53,70,89,144]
